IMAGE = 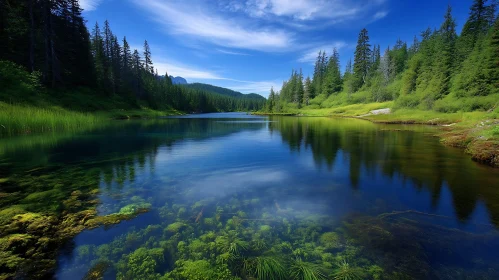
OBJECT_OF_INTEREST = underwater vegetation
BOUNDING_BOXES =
[54,188,499,280]
[0,159,153,279]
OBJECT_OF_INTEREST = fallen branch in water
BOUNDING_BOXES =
[377,210,452,220]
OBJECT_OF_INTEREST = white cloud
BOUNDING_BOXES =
[153,58,280,95]
[79,0,102,11]
[224,0,383,21]
[216,49,250,56]
[226,80,283,96]
[298,42,347,64]
[373,11,388,20]
[154,61,224,80]
[132,0,294,52]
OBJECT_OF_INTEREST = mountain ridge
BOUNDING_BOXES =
[181,83,265,100]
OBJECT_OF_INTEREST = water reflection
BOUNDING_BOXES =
[0,114,498,279]
[270,116,499,226]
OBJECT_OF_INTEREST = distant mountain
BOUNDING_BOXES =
[169,76,188,85]
[181,83,265,100]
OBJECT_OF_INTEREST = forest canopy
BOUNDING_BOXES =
[0,0,265,113]
[265,1,499,114]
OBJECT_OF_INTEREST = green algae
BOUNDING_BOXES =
[0,157,151,279]
[119,202,152,215]
[165,222,187,233]
[319,232,341,250]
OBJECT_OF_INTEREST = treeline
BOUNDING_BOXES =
[0,0,264,113]
[266,0,499,113]
[180,83,266,111]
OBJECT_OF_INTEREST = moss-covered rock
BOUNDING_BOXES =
[0,205,26,226]
[9,213,58,234]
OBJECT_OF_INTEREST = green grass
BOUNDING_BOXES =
[0,102,104,136]
[0,102,183,136]
[0,60,183,136]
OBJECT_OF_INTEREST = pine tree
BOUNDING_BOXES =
[312,51,328,95]
[486,17,499,90]
[379,48,392,85]
[303,76,312,105]
[295,69,304,106]
[409,36,421,57]
[91,22,105,91]
[437,5,457,97]
[267,87,276,111]
[144,40,153,74]
[122,36,132,79]
[353,28,372,90]
[391,39,408,76]
[343,58,355,95]
[132,49,142,98]
[103,20,113,59]
[457,0,497,62]
[322,48,342,95]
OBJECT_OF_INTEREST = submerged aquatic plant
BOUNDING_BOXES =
[117,247,165,280]
[290,258,327,280]
[319,232,341,250]
[229,239,249,256]
[332,260,365,280]
[119,202,152,215]
[165,222,187,233]
[253,255,287,280]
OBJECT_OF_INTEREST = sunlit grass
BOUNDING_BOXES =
[0,102,103,136]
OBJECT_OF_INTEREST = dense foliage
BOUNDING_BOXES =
[0,0,264,113]
[265,1,499,113]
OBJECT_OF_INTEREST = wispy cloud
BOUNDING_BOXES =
[222,0,385,22]
[298,42,348,64]
[153,58,280,95]
[132,0,294,52]
[154,61,224,80]
[216,49,251,56]
[79,0,103,11]
[226,79,283,95]
[373,11,389,20]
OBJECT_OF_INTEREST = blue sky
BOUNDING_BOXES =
[80,0,473,97]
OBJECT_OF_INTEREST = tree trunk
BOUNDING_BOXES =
[28,0,35,72]
[43,0,52,84]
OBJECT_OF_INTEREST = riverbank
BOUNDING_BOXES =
[0,101,183,137]
[256,103,499,168]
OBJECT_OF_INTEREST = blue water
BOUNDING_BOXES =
[2,113,499,279]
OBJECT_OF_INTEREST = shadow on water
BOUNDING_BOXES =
[0,113,498,279]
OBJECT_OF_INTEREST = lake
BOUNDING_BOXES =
[1,112,499,279]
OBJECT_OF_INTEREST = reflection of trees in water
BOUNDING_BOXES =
[0,118,267,279]
[270,116,499,227]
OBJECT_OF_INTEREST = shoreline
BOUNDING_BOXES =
[254,110,499,168]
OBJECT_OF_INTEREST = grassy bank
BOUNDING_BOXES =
[0,101,182,137]
[258,103,499,167]
[0,63,183,136]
